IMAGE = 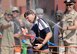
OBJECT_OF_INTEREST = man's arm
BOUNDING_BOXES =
[0,18,11,29]
[42,32,52,45]
[2,23,11,29]
[67,19,77,30]
[63,18,77,30]
[35,31,52,50]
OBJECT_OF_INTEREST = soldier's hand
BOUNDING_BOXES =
[62,27,67,30]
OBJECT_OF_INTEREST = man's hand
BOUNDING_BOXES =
[34,44,43,50]
[21,28,28,35]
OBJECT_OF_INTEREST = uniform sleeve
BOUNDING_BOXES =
[38,19,49,30]
[38,19,51,33]
[41,27,51,34]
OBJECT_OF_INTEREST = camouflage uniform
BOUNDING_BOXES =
[62,10,77,54]
[0,18,15,54]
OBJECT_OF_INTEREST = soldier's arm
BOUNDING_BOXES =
[0,17,11,29]
[67,18,77,30]
[1,22,11,29]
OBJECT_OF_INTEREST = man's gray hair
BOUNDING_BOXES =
[36,8,44,14]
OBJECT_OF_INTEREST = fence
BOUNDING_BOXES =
[0,35,77,54]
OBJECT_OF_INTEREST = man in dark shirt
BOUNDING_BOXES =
[24,10,52,53]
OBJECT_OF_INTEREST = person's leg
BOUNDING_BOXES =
[67,47,77,54]
[1,47,9,54]
[27,48,34,54]
[41,49,49,54]
[10,48,14,54]
[40,43,49,54]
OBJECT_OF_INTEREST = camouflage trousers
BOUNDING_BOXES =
[1,47,14,54]
[65,45,77,54]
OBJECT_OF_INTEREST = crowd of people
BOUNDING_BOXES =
[0,0,77,54]
[0,7,32,54]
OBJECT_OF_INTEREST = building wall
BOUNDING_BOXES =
[75,0,77,11]
[16,0,26,14]
[36,0,55,16]
[1,0,26,14]
[1,0,11,10]
[1,0,77,14]
[56,0,65,12]
[16,0,26,7]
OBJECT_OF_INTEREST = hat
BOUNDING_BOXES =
[36,8,44,14]
[64,0,76,3]
[12,7,20,12]
[5,9,12,15]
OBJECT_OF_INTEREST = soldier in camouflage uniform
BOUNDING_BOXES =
[0,11,15,54]
[62,0,77,54]
[0,10,4,54]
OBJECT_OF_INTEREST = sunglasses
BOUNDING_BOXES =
[66,4,73,6]
[12,10,20,13]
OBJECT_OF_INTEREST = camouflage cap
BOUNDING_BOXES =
[12,7,20,12]
[5,9,12,15]
[4,9,13,17]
